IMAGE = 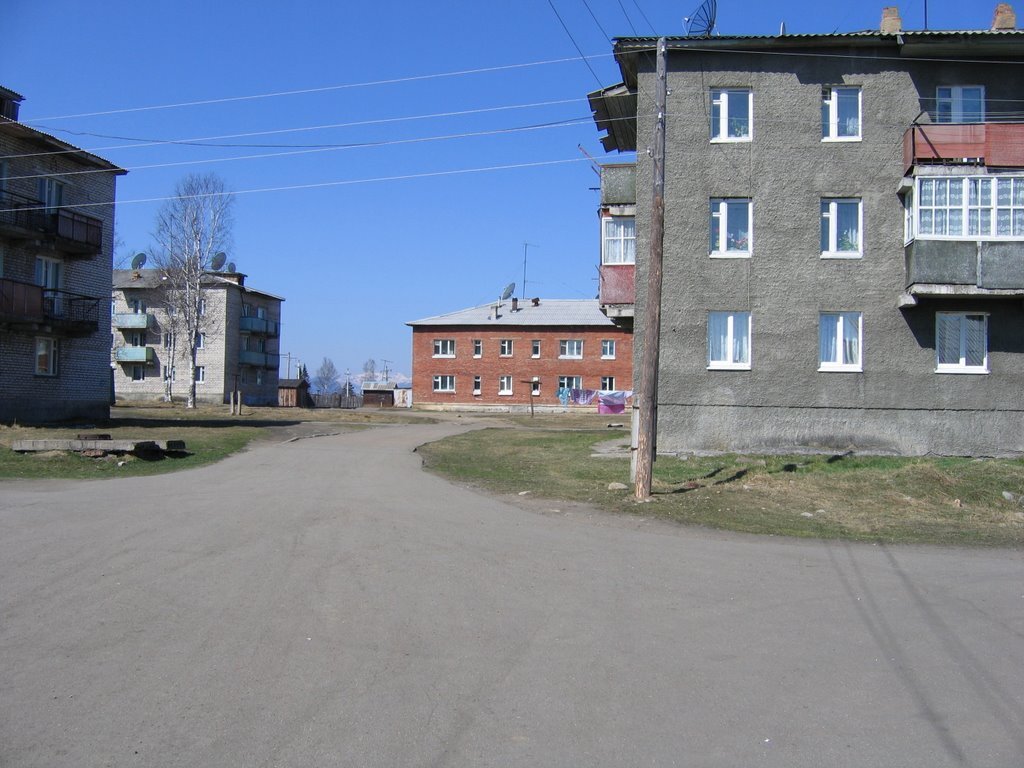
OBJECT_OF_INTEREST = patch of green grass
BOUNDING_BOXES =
[418,428,1024,547]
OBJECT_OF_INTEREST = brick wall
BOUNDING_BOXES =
[411,325,632,409]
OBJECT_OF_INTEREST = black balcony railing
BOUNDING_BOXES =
[0,278,100,335]
[0,189,103,252]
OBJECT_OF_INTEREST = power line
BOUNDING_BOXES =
[0,157,591,214]
[23,53,616,123]
[615,0,640,36]
[547,0,606,89]
[630,0,658,35]
[4,115,627,183]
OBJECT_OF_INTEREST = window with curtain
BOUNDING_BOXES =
[602,216,636,264]
[936,313,988,373]
[819,312,862,371]
[708,311,751,369]
[710,199,752,256]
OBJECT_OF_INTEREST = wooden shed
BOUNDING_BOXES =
[361,381,396,408]
[278,378,312,407]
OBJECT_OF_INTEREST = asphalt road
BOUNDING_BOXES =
[1,421,1022,767]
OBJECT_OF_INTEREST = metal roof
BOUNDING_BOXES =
[113,269,285,301]
[407,299,617,328]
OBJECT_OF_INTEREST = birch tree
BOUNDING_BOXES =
[151,173,234,408]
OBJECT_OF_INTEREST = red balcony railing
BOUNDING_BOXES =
[599,263,635,306]
[0,277,100,334]
[903,123,1024,174]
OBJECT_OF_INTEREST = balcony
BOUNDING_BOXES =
[239,315,279,336]
[115,346,156,364]
[0,278,100,336]
[112,312,152,329]
[903,123,1024,175]
[239,349,280,369]
[598,264,635,318]
[0,190,104,256]
[903,239,1024,299]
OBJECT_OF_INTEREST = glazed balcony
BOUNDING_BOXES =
[598,263,635,318]
[114,346,156,364]
[112,312,152,329]
[0,278,100,336]
[903,123,1024,175]
[0,190,104,256]
[239,315,279,336]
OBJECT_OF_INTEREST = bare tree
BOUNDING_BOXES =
[313,357,340,393]
[362,358,376,383]
[150,174,234,407]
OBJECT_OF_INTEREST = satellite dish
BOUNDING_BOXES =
[684,0,717,37]
[130,252,147,270]
[500,282,516,301]
[211,251,227,271]
[226,262,236,273]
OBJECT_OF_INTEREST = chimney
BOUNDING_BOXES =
[993,3,1017,29]
[511,297,519,311]
[880,6,902,33]
[531,297,540,307]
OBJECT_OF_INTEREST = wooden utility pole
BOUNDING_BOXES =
[634,38,668,500]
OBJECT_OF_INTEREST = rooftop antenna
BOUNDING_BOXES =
[522,243,537,300]
[684,0,717,37]
[577,144,602,177]
[380,359,392,383]
[211,251,227,271]
[130,252,147,270]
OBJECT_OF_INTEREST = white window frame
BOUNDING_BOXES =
[710,88,752,142]
[472,375,481,395]
[499,339,513,357]
[707,311,752,370]
[498,375,513,395]
[194,365,206,383]
[559,339,583,359]
[818,312,863,372]
[34,337,58,376]
[915,176,1024,240]
[531,340,541,358]
[601,376,615,391]
[558,375,582,390]
[472,339,482,358]
[601,339,616,359]
[936,85,985,124]
[432,374,455,392]
[195,332,205,350]
[164,364,176,382]
[821,86,862,141]
[131,365,146,381]
[710,199,752,258]
[601,215,636,264]
[432,338,455,358]
[820,198,863,258]
[38,178,64,213]
[935,313,989,374]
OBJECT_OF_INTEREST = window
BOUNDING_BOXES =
[473,375,481,394]
[163,364,176,382]
[35,337,57,376]
[194,366,206,383]
[163,331,174,350]
[531,340,541,358]
[198,299,206,317]
[710,199,752,257]
[601,376,615,391]
[38,178,64,213]
[821,87,861,140]
[35,256,61,290]
[242,303,253,317]
[710,89,752,141]
[601,339,616,359]
[819,313,862,371]
[195,332,205,350]
[499,375,513,395]
[558,375,582,390]
[820,199,862,257]
[602,216,636,264]
[559,339,583,359]
[499,339,513,357]
[916,176,1024,239]
[936,313,988,373]
[433,338,455,358]
[708,312,751,370]
[433,374,455,392]
[256,369,264,386]
[473,339,482,358]
[531,379,540,396]
[256,306,266,320]
[130,298,146,314]
[131,365,146,381]
[936,86,984,124]
[130,331,147,347]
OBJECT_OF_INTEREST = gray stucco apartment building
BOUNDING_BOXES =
[589,5,1024,456]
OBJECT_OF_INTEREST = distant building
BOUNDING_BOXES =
[407,298,633,410]
[112,269,284,405]
[0,85,126,422]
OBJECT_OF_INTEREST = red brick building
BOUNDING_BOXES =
[407,298,632,410]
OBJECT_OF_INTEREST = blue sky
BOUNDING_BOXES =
[2,0,991,381]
